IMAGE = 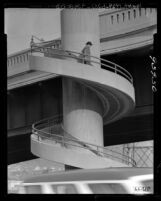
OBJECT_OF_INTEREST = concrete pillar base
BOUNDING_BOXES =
[63,78,104,150]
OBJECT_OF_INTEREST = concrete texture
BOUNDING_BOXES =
[61,9,100,68]
[61,9,104,150]
[8,56,30,77]
[31,135,128,169]
[100,8,157,55]
[29,55,135,103]
[63,78,104,146]
[8,158,64,179]
[29,9,135,168]
[8,70,58,90]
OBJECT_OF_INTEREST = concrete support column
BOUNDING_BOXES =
[61,9,104,150]
[61,9,100,68]
[63,78,103,146]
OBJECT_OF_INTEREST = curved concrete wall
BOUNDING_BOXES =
[29,55,135,103]
[31,136,128,168]
[63,78,104,146]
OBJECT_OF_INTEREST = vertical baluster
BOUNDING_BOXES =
[128,11,130,20]
[115,65,117,73]
[111,15,114,24]
[117,14,119,23]
[133,9,136,19]
[122,12,125,22]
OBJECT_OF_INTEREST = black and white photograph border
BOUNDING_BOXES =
[4,2,160,196]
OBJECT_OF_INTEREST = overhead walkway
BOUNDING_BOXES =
[30,45,136,168]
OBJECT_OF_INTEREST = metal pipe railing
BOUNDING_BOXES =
[33,128,134,166]
[31,45,133,84]
[64,48,133,82]
[61,125,135,166]
[33,129,126,162]
[32,115,136,166]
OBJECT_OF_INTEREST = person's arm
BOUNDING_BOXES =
[81,47,85,55]
[81,47,86,62]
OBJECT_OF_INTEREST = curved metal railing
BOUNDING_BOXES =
[32,115,136,167]
[30,45,133,84]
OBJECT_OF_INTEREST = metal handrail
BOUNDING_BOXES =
[33,130,132,165]
[61,126,136,166]
[31,45,133,84]
[32,127,135,166]
[65,49,133,82]
[32,115,136,166]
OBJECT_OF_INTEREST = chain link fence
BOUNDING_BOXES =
[106,142,153,167]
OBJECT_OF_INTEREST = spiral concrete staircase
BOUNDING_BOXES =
[30,46,136,168]
[7,8,156,168]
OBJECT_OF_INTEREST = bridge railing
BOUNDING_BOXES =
[7,39,61,69]
[100,8,157,39]
[31,45,133,84]
[32,115,136,167]
[7,8,156,72]
[7,39,133,83]
[7,51,30,68]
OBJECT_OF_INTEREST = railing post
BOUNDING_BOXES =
[37,132,40,141]
[115,65,117,73]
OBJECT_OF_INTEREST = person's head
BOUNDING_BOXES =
[86,41,93,47]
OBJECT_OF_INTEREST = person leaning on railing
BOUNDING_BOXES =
[80,41,93,65]
[30,36,35,52]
